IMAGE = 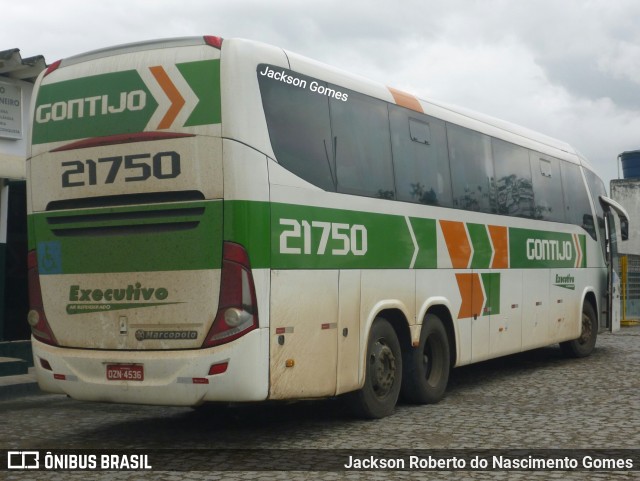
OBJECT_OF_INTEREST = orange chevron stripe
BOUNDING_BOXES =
[388,87,424,113]
[149,66,185,129]
[440,220,471,268]
[488,225,508,269]
[456,273,484,320]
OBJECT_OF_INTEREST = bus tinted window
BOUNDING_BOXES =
[331,90,395,198]
[389,105,452,207]
[492,139,534,218]
[447,123,496,213]
[530,153,565,222]
[584,168,607,249]
[561,161,596,239]
[259,65,600,234]
[258,65,336,191]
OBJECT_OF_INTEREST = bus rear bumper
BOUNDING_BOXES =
[31,329,269,406]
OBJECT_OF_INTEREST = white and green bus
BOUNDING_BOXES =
[27,36,628,418]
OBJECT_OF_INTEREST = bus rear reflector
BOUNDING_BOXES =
[202,242,258,348]
[27,250,58,346]
[39,358,53,371]
[208,361,229,375]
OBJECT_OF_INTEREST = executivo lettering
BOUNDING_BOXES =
[69,283,168,302]
[66,283,180,315]
[554,274,576,290]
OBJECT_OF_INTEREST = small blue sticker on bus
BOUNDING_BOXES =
[37,241,63,274]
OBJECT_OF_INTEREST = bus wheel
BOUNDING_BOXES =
[402,313,450,404]
[560,302,598,358]
[347,317,402,419]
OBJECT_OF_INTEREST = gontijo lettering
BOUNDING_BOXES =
[35,91,147,123]
[526,238,573,261]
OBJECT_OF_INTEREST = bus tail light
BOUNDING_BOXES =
[27,250,58,346]
[43,59,62,77]
[204,36,223,49]
[202,242,258,348]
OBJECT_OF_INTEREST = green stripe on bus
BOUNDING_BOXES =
[31,200,222,274]
[178,60,222,127]
[408,217,437,269]
[467,223,492,269]
[32,59,221,145]
[223,201,437,270]
[578,234,587,268]
[32,70,158,145]
[481,272,501,316]
[224,201,587,270]
[509,228,586,268]
[269,203,437,270]
[30,199,588,274]
[224,200,271,269]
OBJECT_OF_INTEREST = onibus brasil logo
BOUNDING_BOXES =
[66,283,180,315]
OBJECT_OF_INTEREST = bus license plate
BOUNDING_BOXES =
[106,364,144,381]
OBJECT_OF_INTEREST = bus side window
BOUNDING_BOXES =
[331,90,395,199]
[561,161,597,239]
[447,123,496,213]
[584,169,608,257]
[389,105,452,207]
[258,65,336,191]
[530,153,565,222]
[492,138,534,218]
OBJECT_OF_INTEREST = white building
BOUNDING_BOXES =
[1,49,45,177]
[611,177,640,256]
[611,153,640,323]
[0,48,46,346]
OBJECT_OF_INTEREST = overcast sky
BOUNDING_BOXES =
[6,0,640,189]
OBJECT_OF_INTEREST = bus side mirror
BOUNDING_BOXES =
[599,195,630,242]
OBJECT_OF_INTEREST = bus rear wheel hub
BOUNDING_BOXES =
[370,341,396,397]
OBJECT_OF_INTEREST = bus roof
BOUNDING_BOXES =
[54,36,212,70]
[422,97,577,157]
[47,35,585,167]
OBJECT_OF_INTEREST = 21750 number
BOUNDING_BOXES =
[279,218,368,256]
[61,151,181,187]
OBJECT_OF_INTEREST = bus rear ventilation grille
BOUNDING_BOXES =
[46,206,205,237]
[46,190,205,211]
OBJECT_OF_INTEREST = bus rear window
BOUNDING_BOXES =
[258,65,335,191]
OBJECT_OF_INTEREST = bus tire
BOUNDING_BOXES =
[560,301,597,358]
[401,313,450,404]
[347,317,402,419]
